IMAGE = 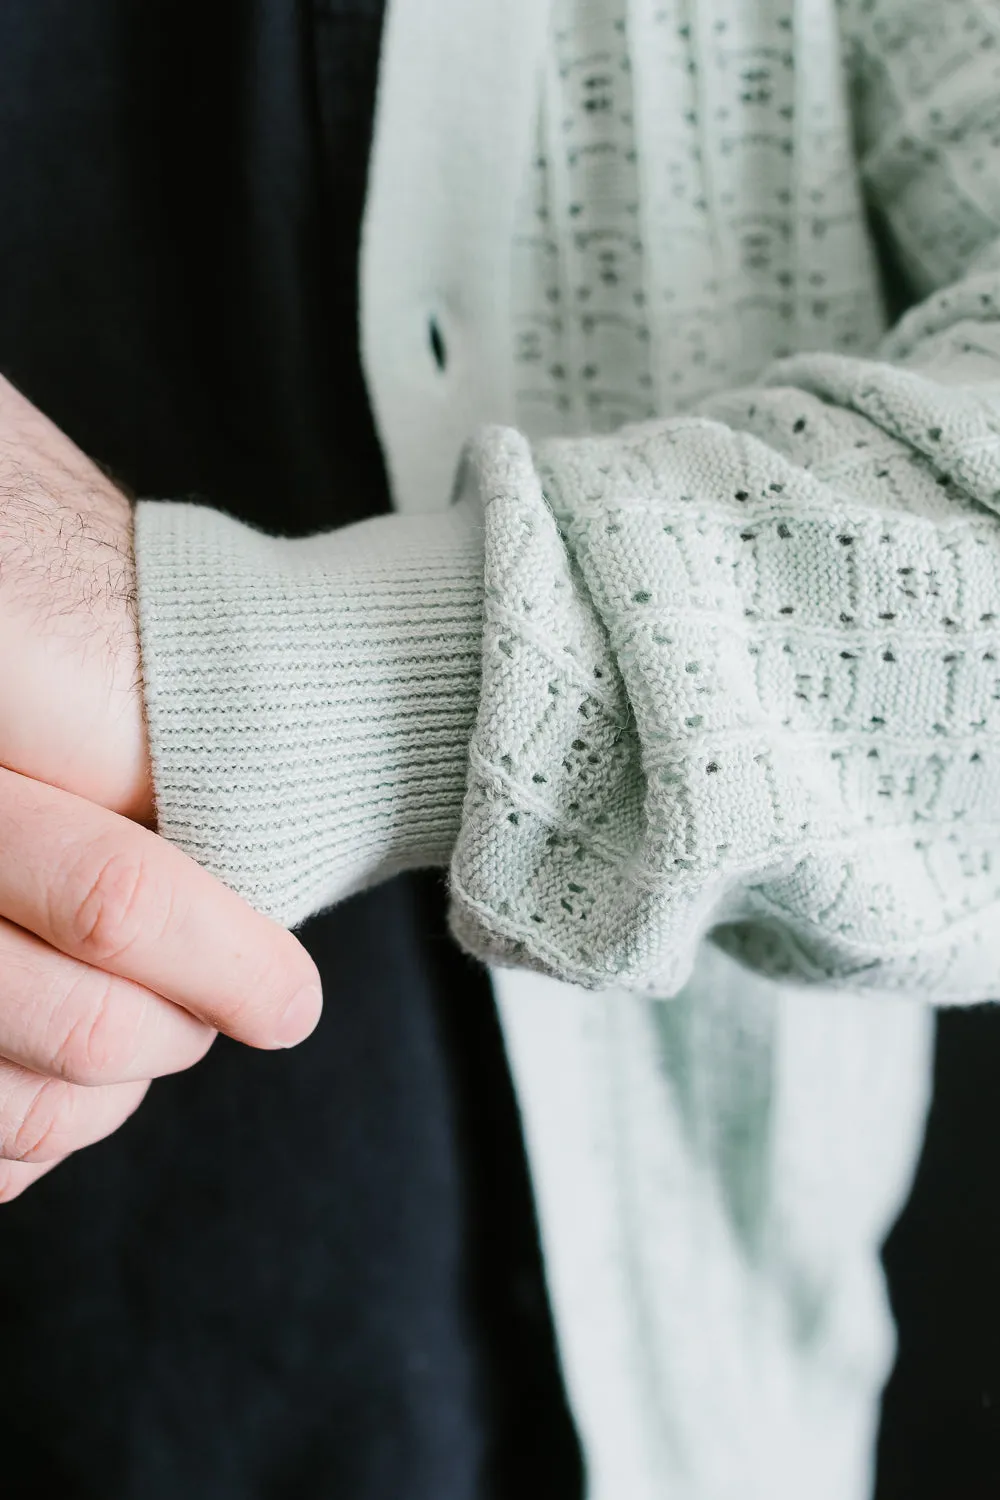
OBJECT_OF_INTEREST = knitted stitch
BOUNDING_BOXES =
[136,0,1000,1004]
[135,501,484,923]
[451,271,1000,1000]
[511,0,883,438]
[129,6,1000,1492]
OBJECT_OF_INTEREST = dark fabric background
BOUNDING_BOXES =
[877,1009,1000,1500]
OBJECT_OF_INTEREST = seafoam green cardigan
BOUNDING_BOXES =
[134,0,1000,1493]
[136,6,1000,1005]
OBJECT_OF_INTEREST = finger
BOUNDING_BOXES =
[0,768,322,1049]
[0,1156,64,1204]
[0,915,215,1085]
[0,1064,149,1163]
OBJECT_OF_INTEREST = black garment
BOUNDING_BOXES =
[0,5,582,1498]
[876,1008,1000,1500]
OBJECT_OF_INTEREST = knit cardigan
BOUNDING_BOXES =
[134,1,1000,1494]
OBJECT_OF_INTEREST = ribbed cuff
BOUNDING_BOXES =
[134,498,484,928]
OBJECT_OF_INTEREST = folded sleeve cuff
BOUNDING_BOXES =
[134,497,484,928]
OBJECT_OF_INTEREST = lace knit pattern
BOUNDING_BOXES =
[135,0,1000,1003]
[450,0,1000,1000]
[510,0,885,442]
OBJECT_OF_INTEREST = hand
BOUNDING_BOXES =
[0,378,321,1199]
[0,768,322,1201]
[0,374,153,822]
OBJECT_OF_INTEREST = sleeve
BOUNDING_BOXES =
[447,0,1000,1001]
[134,497,485,928]
[136,0,1000,1005]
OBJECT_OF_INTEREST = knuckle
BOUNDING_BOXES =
[50,970,132,1085]
[201,993,253,1041]
[58,843,169,965]
[8,1079,79,1163]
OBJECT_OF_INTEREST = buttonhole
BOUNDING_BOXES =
[429,316,447,372]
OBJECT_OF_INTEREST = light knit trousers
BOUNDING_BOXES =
[494,949,934,1500]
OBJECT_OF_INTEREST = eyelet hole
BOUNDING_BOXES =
[429,317,447,372]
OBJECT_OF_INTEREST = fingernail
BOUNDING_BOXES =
[275,984,323,1048]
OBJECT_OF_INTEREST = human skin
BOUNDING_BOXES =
[0,376,322,1201]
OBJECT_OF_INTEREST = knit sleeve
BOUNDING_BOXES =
[447,0,1000,1000]
[448,263,1000,1001]
[134,497,484,929]
[135,0,1000,997]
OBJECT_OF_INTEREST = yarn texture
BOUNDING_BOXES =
[130,1,1000,1493]
[136,0,1000,1009]
[452,282,1000,1001]
[135,501,484,922]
